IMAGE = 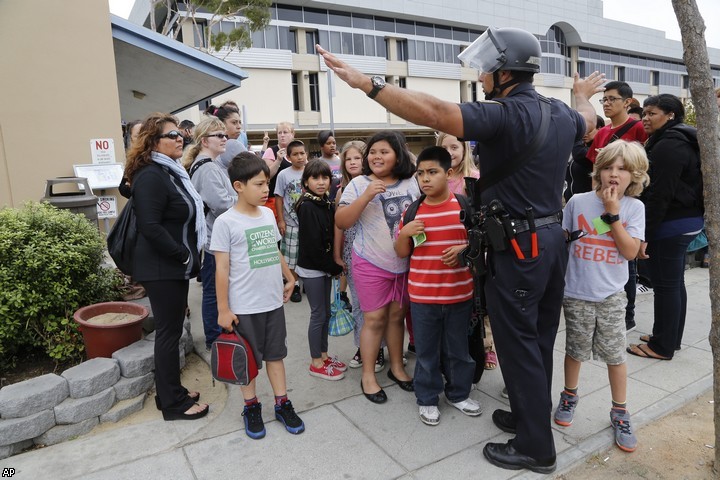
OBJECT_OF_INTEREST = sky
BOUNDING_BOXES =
[108,0,720,49]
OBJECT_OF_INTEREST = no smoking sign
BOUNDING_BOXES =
[96,196,117,219]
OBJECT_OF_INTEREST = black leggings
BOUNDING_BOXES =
[143,279,193,412]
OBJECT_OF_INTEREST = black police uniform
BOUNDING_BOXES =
[460,83,585,460]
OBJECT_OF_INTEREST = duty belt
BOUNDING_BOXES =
[510,212,562,234]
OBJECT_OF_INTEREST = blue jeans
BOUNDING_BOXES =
[411,300,475,406]
[201,252,222,348]
[647,233,694,358]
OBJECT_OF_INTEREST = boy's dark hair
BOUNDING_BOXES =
[228,152,269,184]
[603,81,633,99]
[362,130,416,180]
[178,119,195,130]
[595,115,606,130]
[302,159,332,188]
[317,130,335,145]
[628,106,643,117]
[643,93,685,123]
[287,140,306,156]
[416,146,452,171]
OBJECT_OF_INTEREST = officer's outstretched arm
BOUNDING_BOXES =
[317,45,464,138]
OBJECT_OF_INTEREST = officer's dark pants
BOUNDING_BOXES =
[485,225,567,460]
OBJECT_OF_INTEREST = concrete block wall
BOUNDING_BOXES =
[0,320,193,459]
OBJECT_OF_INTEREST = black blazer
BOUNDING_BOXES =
[131,163,201,282]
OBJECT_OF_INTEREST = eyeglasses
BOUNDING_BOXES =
[157,130,184,140]
[599,96,624,104]
[205,133,229,140]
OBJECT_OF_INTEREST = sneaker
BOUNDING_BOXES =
[375,348,385,373]
[339,291,352,312]
[406,343,416,356]
[349,348,362,368]
[626,318,637,332]
[275,400,305,435]
[309,363,345,381]
[553,390,579,427]
[419,405,440,426]
[637,284,653,295]
[324,355,348,372]
[610,407,637,452]
[242,402,266,439]
[446,397,483,416]
[501,387,509,399]
[290,285,302,302]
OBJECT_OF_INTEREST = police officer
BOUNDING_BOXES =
[317,27,604,474]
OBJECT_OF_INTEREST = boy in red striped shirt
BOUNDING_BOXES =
[396,146,482,427]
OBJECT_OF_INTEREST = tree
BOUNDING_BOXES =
[671,0,720,474]
[149,0,271,53]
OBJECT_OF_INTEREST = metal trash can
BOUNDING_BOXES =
[41,177,98,223]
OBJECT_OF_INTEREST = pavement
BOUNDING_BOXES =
[0,267,712,479]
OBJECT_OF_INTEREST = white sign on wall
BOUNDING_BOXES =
[96,196,117,219]
[90,138,116,165]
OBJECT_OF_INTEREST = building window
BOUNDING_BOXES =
[280,26,296,52]
[472,82,478,102]
[651,71,659,86]
[539,26,569,76]
[309,73,320,111]
[305,30,319,53]
[291,73,300,111]
[303,7,328,25]
[396,39,408,61]
[616,66,625,82]
[397,77,407,88]
[683,75,689,89]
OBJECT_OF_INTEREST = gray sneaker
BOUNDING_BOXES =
[419,405,440,426]
[610,408,637,452]
[553,390,579,426]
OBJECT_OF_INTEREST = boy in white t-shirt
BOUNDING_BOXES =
[212,152,304,440]
[556,140,648,453]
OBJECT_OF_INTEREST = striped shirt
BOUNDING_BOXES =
[400,195,473,304]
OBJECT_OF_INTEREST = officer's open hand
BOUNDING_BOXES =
[573,71,606,100]
[316,45,366,90]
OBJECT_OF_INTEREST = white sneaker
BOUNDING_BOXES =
[637,284,653,295]
[446,397,483,416]
[419,405,440,426]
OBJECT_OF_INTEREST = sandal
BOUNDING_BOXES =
[627,343,671,361]
[162,402,209,421]
[484,351,498,370]
[639,334,651,343]
[155,391,200,410]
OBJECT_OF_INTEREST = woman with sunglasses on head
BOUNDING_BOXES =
[182,117,238,350]
[205,103,247,177]
[125,113,209,421]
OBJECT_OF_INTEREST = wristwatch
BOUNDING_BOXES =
[367,75,386,99]
[601,212,620,225]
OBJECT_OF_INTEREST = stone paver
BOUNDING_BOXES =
[0,374,68,419]
[61,358,120,398]
[54,388,115,425]
[112,340,155,377]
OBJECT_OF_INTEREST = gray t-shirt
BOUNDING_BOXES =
[273,166,304,227]
[563,191,645,302]
[210,207,283,314]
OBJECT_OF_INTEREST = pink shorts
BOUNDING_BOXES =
[351,251,409,313]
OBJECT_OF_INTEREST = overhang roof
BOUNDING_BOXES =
[110,14,247,121]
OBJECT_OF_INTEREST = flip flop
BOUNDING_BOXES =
[639,334,651,343]
[484,350,498,370]
[627,343,671,361]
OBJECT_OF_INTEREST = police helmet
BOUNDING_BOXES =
[458,27,541,73]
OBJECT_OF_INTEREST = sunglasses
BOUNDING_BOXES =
[205,133,229,140]
[157,130,185,140]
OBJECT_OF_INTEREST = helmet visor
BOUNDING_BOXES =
[457,29,505,73]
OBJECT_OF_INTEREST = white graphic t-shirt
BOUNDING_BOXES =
[210,207,283,314]
[339,175,420,274]
[563,191,645,302]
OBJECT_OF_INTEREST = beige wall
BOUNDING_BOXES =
[0,0,124,208]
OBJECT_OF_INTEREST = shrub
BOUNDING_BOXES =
[0,202,122,370]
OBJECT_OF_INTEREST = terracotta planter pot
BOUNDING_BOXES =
[73,302,149,358]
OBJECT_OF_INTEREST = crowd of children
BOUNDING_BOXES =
[173,120,651,456]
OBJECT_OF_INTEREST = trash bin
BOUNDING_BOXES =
[41,177,98,224]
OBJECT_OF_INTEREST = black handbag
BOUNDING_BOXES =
[107,198,137,275]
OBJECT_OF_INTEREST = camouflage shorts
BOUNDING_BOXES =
[563,291,627,365]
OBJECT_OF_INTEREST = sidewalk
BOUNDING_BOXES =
[0,268,712,479]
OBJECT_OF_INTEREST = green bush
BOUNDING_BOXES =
[0,202,122,371]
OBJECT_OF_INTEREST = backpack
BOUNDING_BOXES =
[210,327,258,386]
[402,192,473,230]
[188,158,213,216]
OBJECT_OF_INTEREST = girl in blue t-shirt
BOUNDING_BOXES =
[336,131,420,403]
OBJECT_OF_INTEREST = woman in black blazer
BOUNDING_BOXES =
[124,113,209,420]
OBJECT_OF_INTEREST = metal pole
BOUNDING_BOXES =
[327,70,335,133]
